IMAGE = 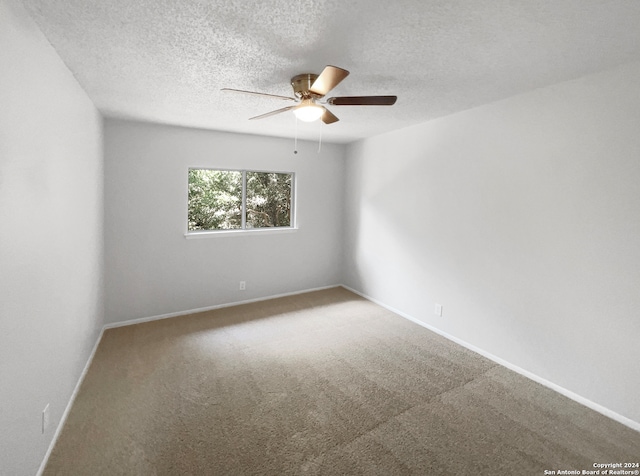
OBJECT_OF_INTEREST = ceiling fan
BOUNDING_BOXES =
[222,65,397,124]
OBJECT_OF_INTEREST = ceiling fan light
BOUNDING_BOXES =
[294,103,324,122]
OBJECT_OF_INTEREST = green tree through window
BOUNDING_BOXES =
[188,169,242,230]
[188,169,293,232]
[246,172,292,228]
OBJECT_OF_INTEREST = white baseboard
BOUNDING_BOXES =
[104,284,341,329]
[37,326,105,476]
[341,285,640,433]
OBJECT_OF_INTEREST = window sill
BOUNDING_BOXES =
[184,227,298,239]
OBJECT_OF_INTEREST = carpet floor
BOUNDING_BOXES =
[44,287,640,475]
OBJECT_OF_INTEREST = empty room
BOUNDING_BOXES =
[2,0,640,474]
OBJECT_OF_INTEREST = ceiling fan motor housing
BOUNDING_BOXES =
[291,74,321,99]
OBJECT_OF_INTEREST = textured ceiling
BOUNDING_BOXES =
[21,0,640,143]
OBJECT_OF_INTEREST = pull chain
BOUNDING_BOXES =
[318,117,323,154]
[294,116,298,154]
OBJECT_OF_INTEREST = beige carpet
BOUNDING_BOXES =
[44,287,639,475]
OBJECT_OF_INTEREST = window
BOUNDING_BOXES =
[187,168,294,232]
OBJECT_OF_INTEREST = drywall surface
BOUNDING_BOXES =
[0,1,104,474]
[343,61,640,424]
[104,119,345,324]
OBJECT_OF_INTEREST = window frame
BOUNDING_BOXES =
[185,167,296,238]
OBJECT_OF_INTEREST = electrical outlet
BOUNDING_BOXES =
[42,404,50,434]
[434,303,443,317]
[239,281,246,290]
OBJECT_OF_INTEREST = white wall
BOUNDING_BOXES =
[0,0,104,474]
[343,61,640,424]
[104,119,344,324]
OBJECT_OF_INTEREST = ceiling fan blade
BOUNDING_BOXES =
[249,105,297,120]
[322,108,339,125]
[222,88,296,101]
[309,65,350,97]
[327,95,397,106]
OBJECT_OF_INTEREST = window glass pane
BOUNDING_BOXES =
[188,169,242,230]
[245,172,292,228]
